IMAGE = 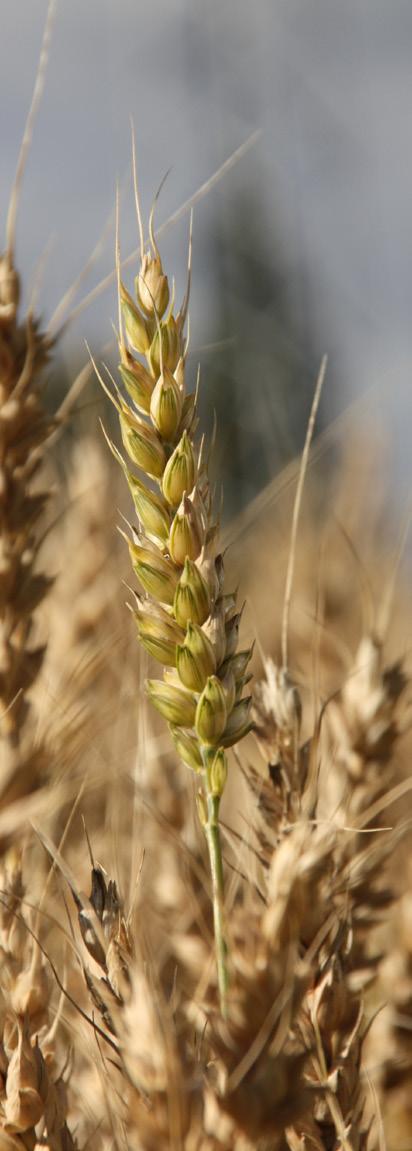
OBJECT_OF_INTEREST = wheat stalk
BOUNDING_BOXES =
[249,394,409,1148]
[0,0,59,832]
[0,250,53,773]
[0,847,76,1144]
[98,173,253,1016]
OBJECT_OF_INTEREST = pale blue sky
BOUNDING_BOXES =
[2,1,412,492]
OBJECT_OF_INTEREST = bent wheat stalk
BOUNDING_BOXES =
[100,189,253,1015]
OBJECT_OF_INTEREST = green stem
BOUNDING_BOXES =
[204,786,229,1018]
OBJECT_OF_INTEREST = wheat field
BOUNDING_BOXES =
[1,8,412,1150]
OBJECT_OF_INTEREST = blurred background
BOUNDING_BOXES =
[1,0,412,514]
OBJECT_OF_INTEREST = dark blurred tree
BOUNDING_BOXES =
[198,182,322,518]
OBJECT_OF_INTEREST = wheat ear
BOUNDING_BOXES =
[101,188,253,1015]
[0,0,58,809]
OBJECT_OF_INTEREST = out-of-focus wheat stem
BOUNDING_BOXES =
[204,778,228,1012]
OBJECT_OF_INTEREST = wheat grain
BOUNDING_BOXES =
[99,182,253,1017]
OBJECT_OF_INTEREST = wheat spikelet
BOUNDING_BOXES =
[99,179,254,1015]
[34,436,130,798]
[0,0,59,826]
[0,251,53,792]
[252,665,370,1147]
[246,417,411,1149]
[375,849,412,1146]
[0,848,75,1146]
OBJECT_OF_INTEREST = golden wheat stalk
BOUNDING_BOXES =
[0,1,60,837]
[0,848,76,1144]
[0,251,53,756]
[251,471,409,1147]
[98,171,253,1014]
